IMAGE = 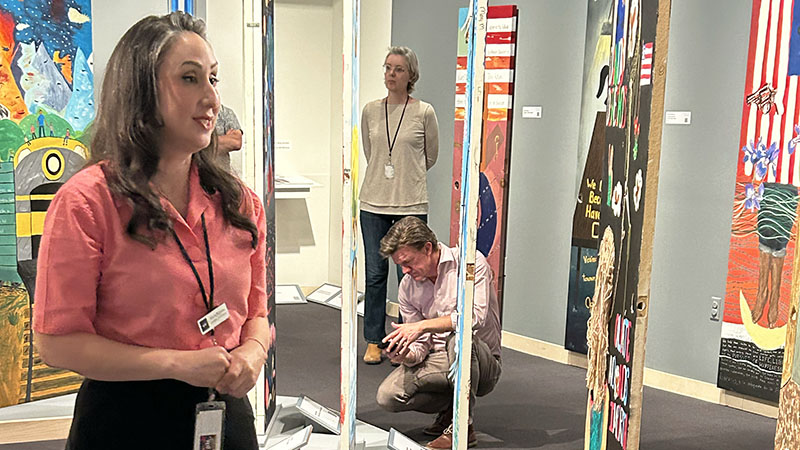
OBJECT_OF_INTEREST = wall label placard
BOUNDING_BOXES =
[266,425,312,450]
[387,428,427,450]
[295,396,340,435]
[522,105,542,119]
[664,110,691,125]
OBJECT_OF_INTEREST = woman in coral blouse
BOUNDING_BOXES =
[32,12,268,450]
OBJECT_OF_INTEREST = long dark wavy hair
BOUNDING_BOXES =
[89,12,257,249]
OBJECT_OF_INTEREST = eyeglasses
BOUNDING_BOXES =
[383,64,407,75]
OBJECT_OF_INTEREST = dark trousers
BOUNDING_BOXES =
[66,379,257,450]
[360,210,427,344]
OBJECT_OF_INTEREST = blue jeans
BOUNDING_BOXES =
[360,210,427,344]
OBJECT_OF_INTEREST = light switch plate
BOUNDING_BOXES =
[710,296,721,321]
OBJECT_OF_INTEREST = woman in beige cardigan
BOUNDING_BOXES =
[359,46,439,364]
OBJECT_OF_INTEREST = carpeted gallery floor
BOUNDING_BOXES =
[1,302,779,449]
[275,303,777,450]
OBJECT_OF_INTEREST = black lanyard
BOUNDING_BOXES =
[172,214,221,401]
[384,95,410,162]
[171,213,215,319]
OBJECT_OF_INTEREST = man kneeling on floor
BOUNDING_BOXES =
[375,216,502,449]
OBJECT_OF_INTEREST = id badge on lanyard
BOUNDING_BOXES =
[198,304,230,335]
[172,213,233,439]
[171,213,231,343]
[194,401,225,450]
[385,96,409,181]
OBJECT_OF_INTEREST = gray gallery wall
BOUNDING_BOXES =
[393,0,753,386]
[647,0,750,383]
[392,0,587,344]
[92,0,208,99]
[91,0,175,93]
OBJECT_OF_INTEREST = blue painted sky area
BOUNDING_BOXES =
[0,0,92,62]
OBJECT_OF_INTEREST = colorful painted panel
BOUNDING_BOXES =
[775,244,800,449]
[449,5,517,309]
[262,0,277,429]
[565,0,612,355]
[0,0,93,409]
[450,1,489,445]
[584,0,669,449]
[169,0,195,15]
[339,0,360,446]
[719,0,800,403]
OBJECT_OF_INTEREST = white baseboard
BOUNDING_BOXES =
[502,330,588,369]
[643,368,778,418]
[501,330,778,418]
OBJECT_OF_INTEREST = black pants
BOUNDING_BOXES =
[66,379,257,450]
[360,210,427,344]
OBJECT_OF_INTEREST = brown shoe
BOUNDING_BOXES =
[426,423,477,449]
[364,343,382,364]
[423,410,452,436]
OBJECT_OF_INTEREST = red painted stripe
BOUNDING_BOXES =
[486,83,512,94]
[485,56,512,69]
[486,32,515,45]
[755,0,774,148]
[487,5,516,18]
[769,0,784,177]
[790,64,800,183]
[459,55,514,70]
[486,109,511,121]
[778,9,790,182]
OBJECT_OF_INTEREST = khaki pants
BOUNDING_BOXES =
[376,335,501,420]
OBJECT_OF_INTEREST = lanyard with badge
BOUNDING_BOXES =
[384,95,409,179]
[171,213,228,450]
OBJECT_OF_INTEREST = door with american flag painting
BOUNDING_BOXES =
[719,0,800,402]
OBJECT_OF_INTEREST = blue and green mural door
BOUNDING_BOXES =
[0,0,93,408]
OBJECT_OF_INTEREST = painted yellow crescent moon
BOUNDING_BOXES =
[739,290,787,351]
